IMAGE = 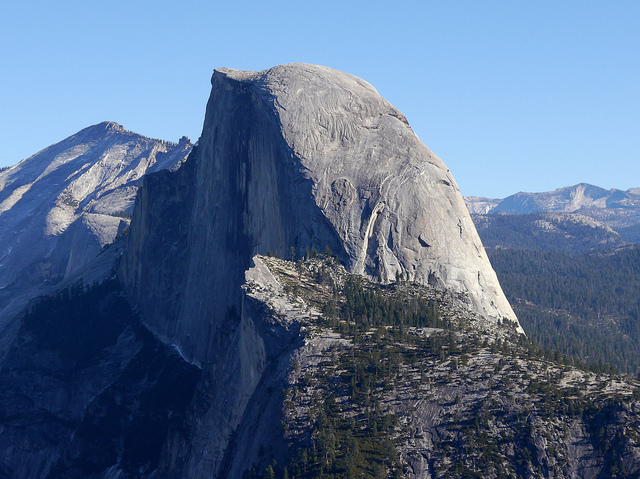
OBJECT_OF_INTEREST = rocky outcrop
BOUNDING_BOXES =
[205,254,640,478]
[223,64,516,327]
[12,250,630,479]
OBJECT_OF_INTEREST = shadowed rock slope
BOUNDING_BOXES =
[0,279,201,479]
[1,253,639,478]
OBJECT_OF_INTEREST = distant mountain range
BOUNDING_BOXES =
[466,183,640,376]
[465,183,640,242]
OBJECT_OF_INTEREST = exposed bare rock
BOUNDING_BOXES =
[122,64,520,377]
[0,279,201,478]
[222,64,517,327]
[11,65,640,479]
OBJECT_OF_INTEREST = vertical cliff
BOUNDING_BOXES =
[122,63,520,363]
[120,63,521,476]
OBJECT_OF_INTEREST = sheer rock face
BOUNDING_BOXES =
[120,63,521,475]
[235,64,518,328]
[122,63,520,367]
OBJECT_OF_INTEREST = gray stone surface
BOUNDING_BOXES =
[238,64,518,328]
[221,255,640,479]
[0,277,202,478]
[119,63,522,478]
[123,64,520,372]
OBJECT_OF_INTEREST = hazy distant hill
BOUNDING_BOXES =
[472,211,629,254]
[467,189,640,375]
[465,183,640,242]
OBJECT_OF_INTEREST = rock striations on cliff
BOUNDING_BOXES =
[122,63,520,364]
[119,63,521,476]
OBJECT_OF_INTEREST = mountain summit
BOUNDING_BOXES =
[117,63,522,474]
[123,64,520,367]
[1,65,639,479]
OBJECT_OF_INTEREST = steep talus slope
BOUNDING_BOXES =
[0,121,192,333]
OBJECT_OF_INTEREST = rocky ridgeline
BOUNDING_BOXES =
[121,63,520,373]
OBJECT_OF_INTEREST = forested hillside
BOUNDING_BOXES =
[237,255,640,478]
[488,247,640,375]
[472,212,640,376]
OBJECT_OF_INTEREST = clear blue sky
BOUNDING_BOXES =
[1,1,638,198]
